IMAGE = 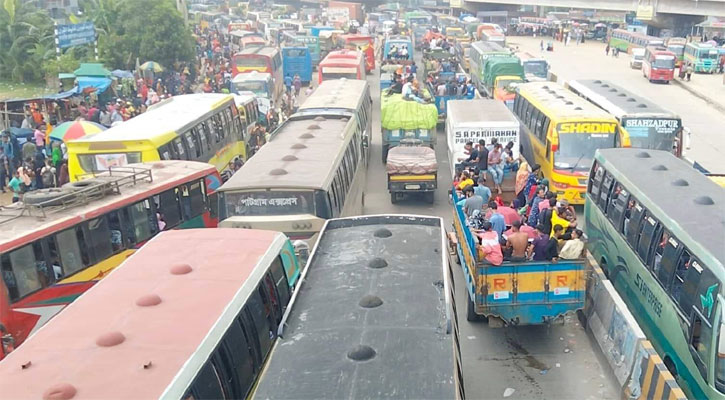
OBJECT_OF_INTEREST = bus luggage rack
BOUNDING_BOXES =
[0,166,153,224]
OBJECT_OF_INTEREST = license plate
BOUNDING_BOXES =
[405,184,420,190]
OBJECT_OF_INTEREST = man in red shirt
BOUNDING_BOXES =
[476,222,503,266]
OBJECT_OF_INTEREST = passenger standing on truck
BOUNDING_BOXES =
[528,187,546,226]
[538,198,557,235]
[476,139,489,175]
[476,222,503,266]
[473,176,491,206]
[487,143,504,194]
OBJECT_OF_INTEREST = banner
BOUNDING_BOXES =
[636,5,654,21]
[56,22,96,49]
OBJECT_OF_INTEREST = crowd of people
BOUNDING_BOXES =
[453,140,584,267]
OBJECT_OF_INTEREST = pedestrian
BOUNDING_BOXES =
[540,40,544,52]
[284,74,293,94]
[293,74,302,96]
[7,170,22,203]
[605,44,610,56]
[686,62,693,81]
[0,147,8,192]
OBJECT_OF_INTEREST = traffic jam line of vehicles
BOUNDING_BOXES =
[1,4,723,400]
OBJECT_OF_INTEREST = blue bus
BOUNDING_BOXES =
[310,26,335,37]
[282,46,312,83]
[383,35,414,62]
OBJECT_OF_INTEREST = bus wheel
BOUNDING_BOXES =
[390,192,398,204]
[663,356,678,378]
[466,295,479,322]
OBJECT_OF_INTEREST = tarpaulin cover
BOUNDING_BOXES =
[381,93,438,130]
[74,76,112,94]
[483,56,525,88]
[386,145,438,175]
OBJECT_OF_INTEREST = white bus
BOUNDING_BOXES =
[218,110,366,243]
[296,78,373,162]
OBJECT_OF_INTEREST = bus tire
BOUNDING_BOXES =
[23,188,75,206]
[382,144,389,164]
[61,177,114,192]
[466,294,478,322]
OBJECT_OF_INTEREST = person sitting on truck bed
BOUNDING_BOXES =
[456,171,474,191]
[474,176,491,206]
[503,220,529,262]
[559,229,585,260]
[476,221,503,266]
[463,186,484,218]
[487,201,506,238]
[458,141,478,167]
[533,224,562,261]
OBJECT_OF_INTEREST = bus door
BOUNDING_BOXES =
[282,47,312,84]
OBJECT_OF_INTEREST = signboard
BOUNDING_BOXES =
[56,22,96,49]
[449,0,462,8]
[636,5,654,21]
[327,7,349,23]
[622,118,680,139]
[452,127,519,158]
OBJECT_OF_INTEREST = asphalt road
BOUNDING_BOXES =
[361,64,617,399]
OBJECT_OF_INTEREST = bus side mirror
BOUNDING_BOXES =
[363,135,370,148]
[293,240,310,266]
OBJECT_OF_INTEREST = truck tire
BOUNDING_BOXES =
[390,192,398,204]
[382,144,389,164]
[467,294,478,322]
[424,191,434,204]
[62,177,114,191]
[23,188,75,206]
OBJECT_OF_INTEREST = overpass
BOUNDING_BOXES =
[461,0,725,17]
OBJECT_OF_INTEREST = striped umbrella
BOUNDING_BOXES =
[139,61,164,73]
[49,121,106,142]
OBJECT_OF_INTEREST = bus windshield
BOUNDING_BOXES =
[225,190,315,216]
[234,81,269,96]
[555,133,615,172]
[523,61,547,76]
[622,117,680,151]
[667,45,684,56]
[703,50,719,59]
[78,152,142,172]
[322,71,358,80]
[653,56,676,69]
[235,56,269,68]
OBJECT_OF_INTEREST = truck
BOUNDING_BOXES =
[480,55,525,108]
[386,141,438,204]
[449,188,587,325]
[380,91,438,163]
[328,1,363,23]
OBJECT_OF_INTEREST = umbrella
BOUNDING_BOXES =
[139,61,164,73]
[112,69,134,79]
[49,121,106,142]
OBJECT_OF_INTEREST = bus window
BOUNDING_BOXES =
[269,257,291,307]
[690,312,712,380]
[173,137,187,160]
[588,162,605,200]
[56,228,85,276]
[606,184,628,229]
[182,181,206,220]
[190,361,227,399]
[672,250,693,306]
[657,235,680,287]
[598,172,615,210]
[185,132,200,159]
[244,290,272,359]
[219,319,256,398]
[636,214,658,264]
[125,200,157,244]
[86,216,114,263]
[6,245,43,300]
[625,202,644,246]
[651,230,669,275]
[155,189,181,228]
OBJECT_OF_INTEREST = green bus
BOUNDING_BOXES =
[684,42,720,73]
[585,148,725,400]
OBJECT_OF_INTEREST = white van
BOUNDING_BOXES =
[446,99,520,178]
[630,48,645,69]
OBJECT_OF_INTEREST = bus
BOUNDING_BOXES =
[480,29,505,46]
[281,46,312,83]
[641,46,677,83]
[199,11,224,30]
[217,111,367,243]
[247,10,271,30]
[232,93,260,138]
[666,37,687,67]
[237,34,266,50]
[231,46,283,98]
[519,52,549,81]
[67,94,247,181]
[250,215,464,400]
[338,34,376,72]
[0,161,221,359]
[567,79,682,155]
[608,29,665,53]
[296,79,373,162]
[404,10,433,26]
[232,72,274,104]
[0,228,302,398]
[585,148,725,400]
[512,82,630,205]
[281,32,321,66]
[318,50,365,83]
[684,42,720,73]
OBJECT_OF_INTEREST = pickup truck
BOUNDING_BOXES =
[386,143,438,204]
[449,188,587,325]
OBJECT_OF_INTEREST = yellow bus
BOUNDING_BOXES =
[67,94,247,181]
[512,82,630,205]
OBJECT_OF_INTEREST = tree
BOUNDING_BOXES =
[96,0,194,70]
[0,0,54,83]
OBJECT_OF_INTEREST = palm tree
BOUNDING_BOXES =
[79,0,126,36]
[0,0,54,82]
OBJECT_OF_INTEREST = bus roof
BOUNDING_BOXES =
[236,46,280,57]
[0,161,216,254]
[447,99,518,126]
[219,115,353,191]
[253,215,455,399]
[595,149,725,268]
[68,94,233,146]
[232,71,272,82]
[297,79,368,113]
[517,81,617,121]
[471,40,507,53]
[0,228,287,399]
[567,79,678,119]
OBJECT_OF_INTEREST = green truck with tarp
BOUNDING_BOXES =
[380,91,438,163]
[481,55,525,108]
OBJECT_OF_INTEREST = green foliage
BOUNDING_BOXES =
[0,0,55,83]
[42,52,83,79]
[90,0,194,70]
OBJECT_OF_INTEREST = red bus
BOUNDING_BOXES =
[317,50,365,84]
[338,34,375,72]
[0,161,221,359]
[642,46,677,83]
[232,46,283,98]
